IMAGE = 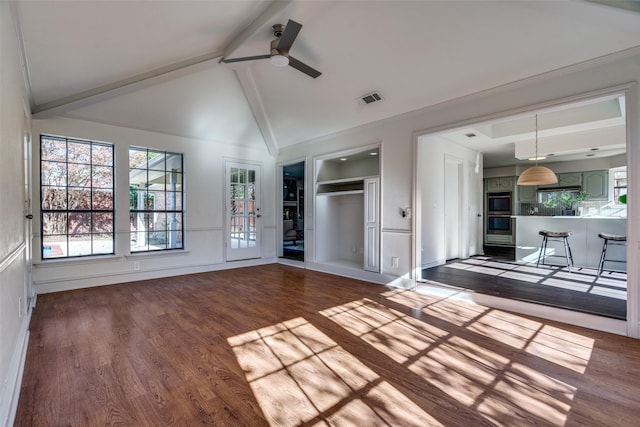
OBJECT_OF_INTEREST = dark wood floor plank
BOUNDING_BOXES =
[15,264,640,426]
[422,257,627,319]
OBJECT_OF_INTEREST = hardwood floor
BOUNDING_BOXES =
[16,264,640,426]
[422,256,627,319]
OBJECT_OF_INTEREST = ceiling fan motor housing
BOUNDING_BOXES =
[272,24,285,38]
[270,38,284,56]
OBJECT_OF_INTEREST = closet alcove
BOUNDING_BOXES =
[314,146,380,272]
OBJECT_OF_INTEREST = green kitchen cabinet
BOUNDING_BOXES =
[583,170,608,200]
[517,184,538,203]
[486,176,515,192]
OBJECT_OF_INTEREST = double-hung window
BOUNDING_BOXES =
[129,147,184,252]
[40,135,115,259]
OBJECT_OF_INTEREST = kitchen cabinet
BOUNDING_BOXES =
[485,176,514,192]
[583,170,609,200]
[559,172,582,187]
[539,172,582,188]
[516,185,538,203]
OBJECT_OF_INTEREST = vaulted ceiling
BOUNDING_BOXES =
[14,0,640,156]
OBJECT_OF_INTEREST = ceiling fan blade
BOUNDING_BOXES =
[276,19,302,52]
[288,56,321,79]
[222,54,271,63]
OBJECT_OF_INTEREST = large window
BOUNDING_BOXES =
[40,135,114,259]
[129,147,183,252]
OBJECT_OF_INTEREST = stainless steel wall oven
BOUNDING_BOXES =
[486,192,513,236]
[487,192,512,216]
[487,216,512,235]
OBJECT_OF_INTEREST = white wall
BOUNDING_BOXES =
[278,47,640,337]
[418,136,483,267]
[280,126,415,280]
[31,116,276,293]
[0,3,32,425]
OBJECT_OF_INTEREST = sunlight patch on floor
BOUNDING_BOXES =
[590,287,627,299]
[324,290,596,425]
[523,324,594,373]
[321,299,449,364]
[500,271,544,283]
[542,278,593,292]
[387,286,487,327]
[228,317,441,427]
[442,258,626,301]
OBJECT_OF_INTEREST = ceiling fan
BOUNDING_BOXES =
[222,19,322,79]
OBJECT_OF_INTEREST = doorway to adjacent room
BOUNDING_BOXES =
[281,161,305,261]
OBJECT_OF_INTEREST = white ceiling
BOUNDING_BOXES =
[438,94,627,168]
[15,0,640,155]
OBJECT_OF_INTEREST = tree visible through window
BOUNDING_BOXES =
[613,168,627,204]
[40,135,114,258]
[129,147,183,252]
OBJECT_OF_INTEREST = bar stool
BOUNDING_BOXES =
[537,230,574,270]
[598,233,627,275]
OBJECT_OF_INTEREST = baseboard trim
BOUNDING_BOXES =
[277,258,306,268]
[421,259,445,269]
[1,317,30,427]
[305,261,411,288]
[34,257,278,294]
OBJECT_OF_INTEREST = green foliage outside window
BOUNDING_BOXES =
[542,190,589,210]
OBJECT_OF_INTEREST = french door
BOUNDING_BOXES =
[225,161,261,261]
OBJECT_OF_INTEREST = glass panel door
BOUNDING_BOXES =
[226,161,261,260]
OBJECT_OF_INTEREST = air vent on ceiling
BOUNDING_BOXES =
[357,91,383,105]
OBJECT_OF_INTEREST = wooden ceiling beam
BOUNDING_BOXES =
[32,0,293,119]
[221,0,293,61]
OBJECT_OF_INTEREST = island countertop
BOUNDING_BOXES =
[514,216,627,270]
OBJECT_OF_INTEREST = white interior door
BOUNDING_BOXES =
[226,161,261,261]
[364,177,380,272]
[445,157,462,260]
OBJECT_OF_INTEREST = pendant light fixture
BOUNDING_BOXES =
[517,114,558,186]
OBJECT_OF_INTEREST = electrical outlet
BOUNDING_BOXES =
[133,261,141,271]
[391,257,399,268]
[18,297,23,317]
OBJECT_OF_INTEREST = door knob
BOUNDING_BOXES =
[25,214,33,219]
[256,214,262,218]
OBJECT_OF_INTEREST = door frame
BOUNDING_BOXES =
[23,109,34,311]
[278,158,306,260]
[412,83,638,338]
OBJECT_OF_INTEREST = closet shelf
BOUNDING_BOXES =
[316,176,377,195]
[316,176,376,186]
[316,189,364,196]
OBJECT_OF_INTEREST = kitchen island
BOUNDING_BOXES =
[514,216,627,270]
